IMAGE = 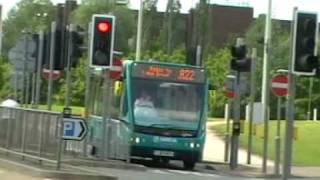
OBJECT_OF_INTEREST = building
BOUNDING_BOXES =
[186,4,254,50]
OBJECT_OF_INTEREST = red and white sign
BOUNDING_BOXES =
[42,69,62,81]
[110,59,123,80]
[271,75,288,97]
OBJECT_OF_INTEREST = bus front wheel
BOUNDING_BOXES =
[183,160,196,170]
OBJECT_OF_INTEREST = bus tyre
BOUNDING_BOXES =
[183,161,196,170]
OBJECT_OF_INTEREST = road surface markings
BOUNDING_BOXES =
[152,169,217,177]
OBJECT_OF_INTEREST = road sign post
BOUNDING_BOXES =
[271,74,288,175]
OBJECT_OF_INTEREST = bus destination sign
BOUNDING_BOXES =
[132,63,205,83]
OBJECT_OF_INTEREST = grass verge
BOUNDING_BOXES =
[210,120,320,166]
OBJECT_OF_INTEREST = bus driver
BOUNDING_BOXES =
[134,91,154,108]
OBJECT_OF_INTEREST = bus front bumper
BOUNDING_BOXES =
[131,145,201,162]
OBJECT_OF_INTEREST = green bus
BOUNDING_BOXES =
[87,60,208,169]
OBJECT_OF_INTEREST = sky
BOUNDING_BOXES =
[0,0,320,20]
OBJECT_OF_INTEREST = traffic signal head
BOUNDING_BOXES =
[293,11,318,75]
[230,45,251,72]
[90,14,116,68]
[70,26,85,67]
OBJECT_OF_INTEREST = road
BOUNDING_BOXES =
[82,163,263,180]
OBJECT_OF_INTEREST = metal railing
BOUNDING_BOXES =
[0,106,130,169]
[0,106,85,169]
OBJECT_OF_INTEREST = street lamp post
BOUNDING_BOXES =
[261,0,272,173]
[135,0,143,61]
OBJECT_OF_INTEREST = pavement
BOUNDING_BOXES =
[203,121,274,167]
[0,166,42,180]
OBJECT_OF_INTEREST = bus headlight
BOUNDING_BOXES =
[196,143,200,148]
[135,137,140,144]
[190,142,195,148]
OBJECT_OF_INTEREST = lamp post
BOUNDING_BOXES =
[135,0,144,61]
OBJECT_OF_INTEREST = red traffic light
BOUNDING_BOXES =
[98,22,111,33]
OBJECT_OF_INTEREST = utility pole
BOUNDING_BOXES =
[262,0,272,173]
[135,0,143,60]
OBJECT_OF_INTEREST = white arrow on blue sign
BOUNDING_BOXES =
[62,118,88,141]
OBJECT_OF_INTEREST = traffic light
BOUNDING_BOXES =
[70,26,85,67]
[293,11,318,75]
[230,44,251,72]
[90,14,116,67]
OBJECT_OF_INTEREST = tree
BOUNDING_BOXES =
[0,58,13,99]
[72,0,135,54]
[204,48,231,117]
[159,0,185,54]
[2,0,55,56]
[141,0,161,52]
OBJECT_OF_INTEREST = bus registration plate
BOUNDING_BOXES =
[153,150,175,157]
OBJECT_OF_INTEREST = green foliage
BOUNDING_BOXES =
[2,0,55,55]
[0,58,13,100]
[204,48,231,117]
[55,58,87,106]
[72,0,135,55]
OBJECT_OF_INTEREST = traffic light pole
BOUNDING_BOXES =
[22,33,28,106]
[35,31,44,108]
[47,22,56,111]
[282,7,298,180]
[82,22,92,156]
[247,48,257,164]
[230,70,240,170]
[65,24,75,107]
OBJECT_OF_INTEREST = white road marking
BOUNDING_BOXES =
[151,169,170,174]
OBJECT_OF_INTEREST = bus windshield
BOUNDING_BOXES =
[132,78,204,130]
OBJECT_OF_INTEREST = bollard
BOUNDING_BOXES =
[313,108,317,121]
[38,113,44,164]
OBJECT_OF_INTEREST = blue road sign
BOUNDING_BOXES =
[62,118,88,141]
